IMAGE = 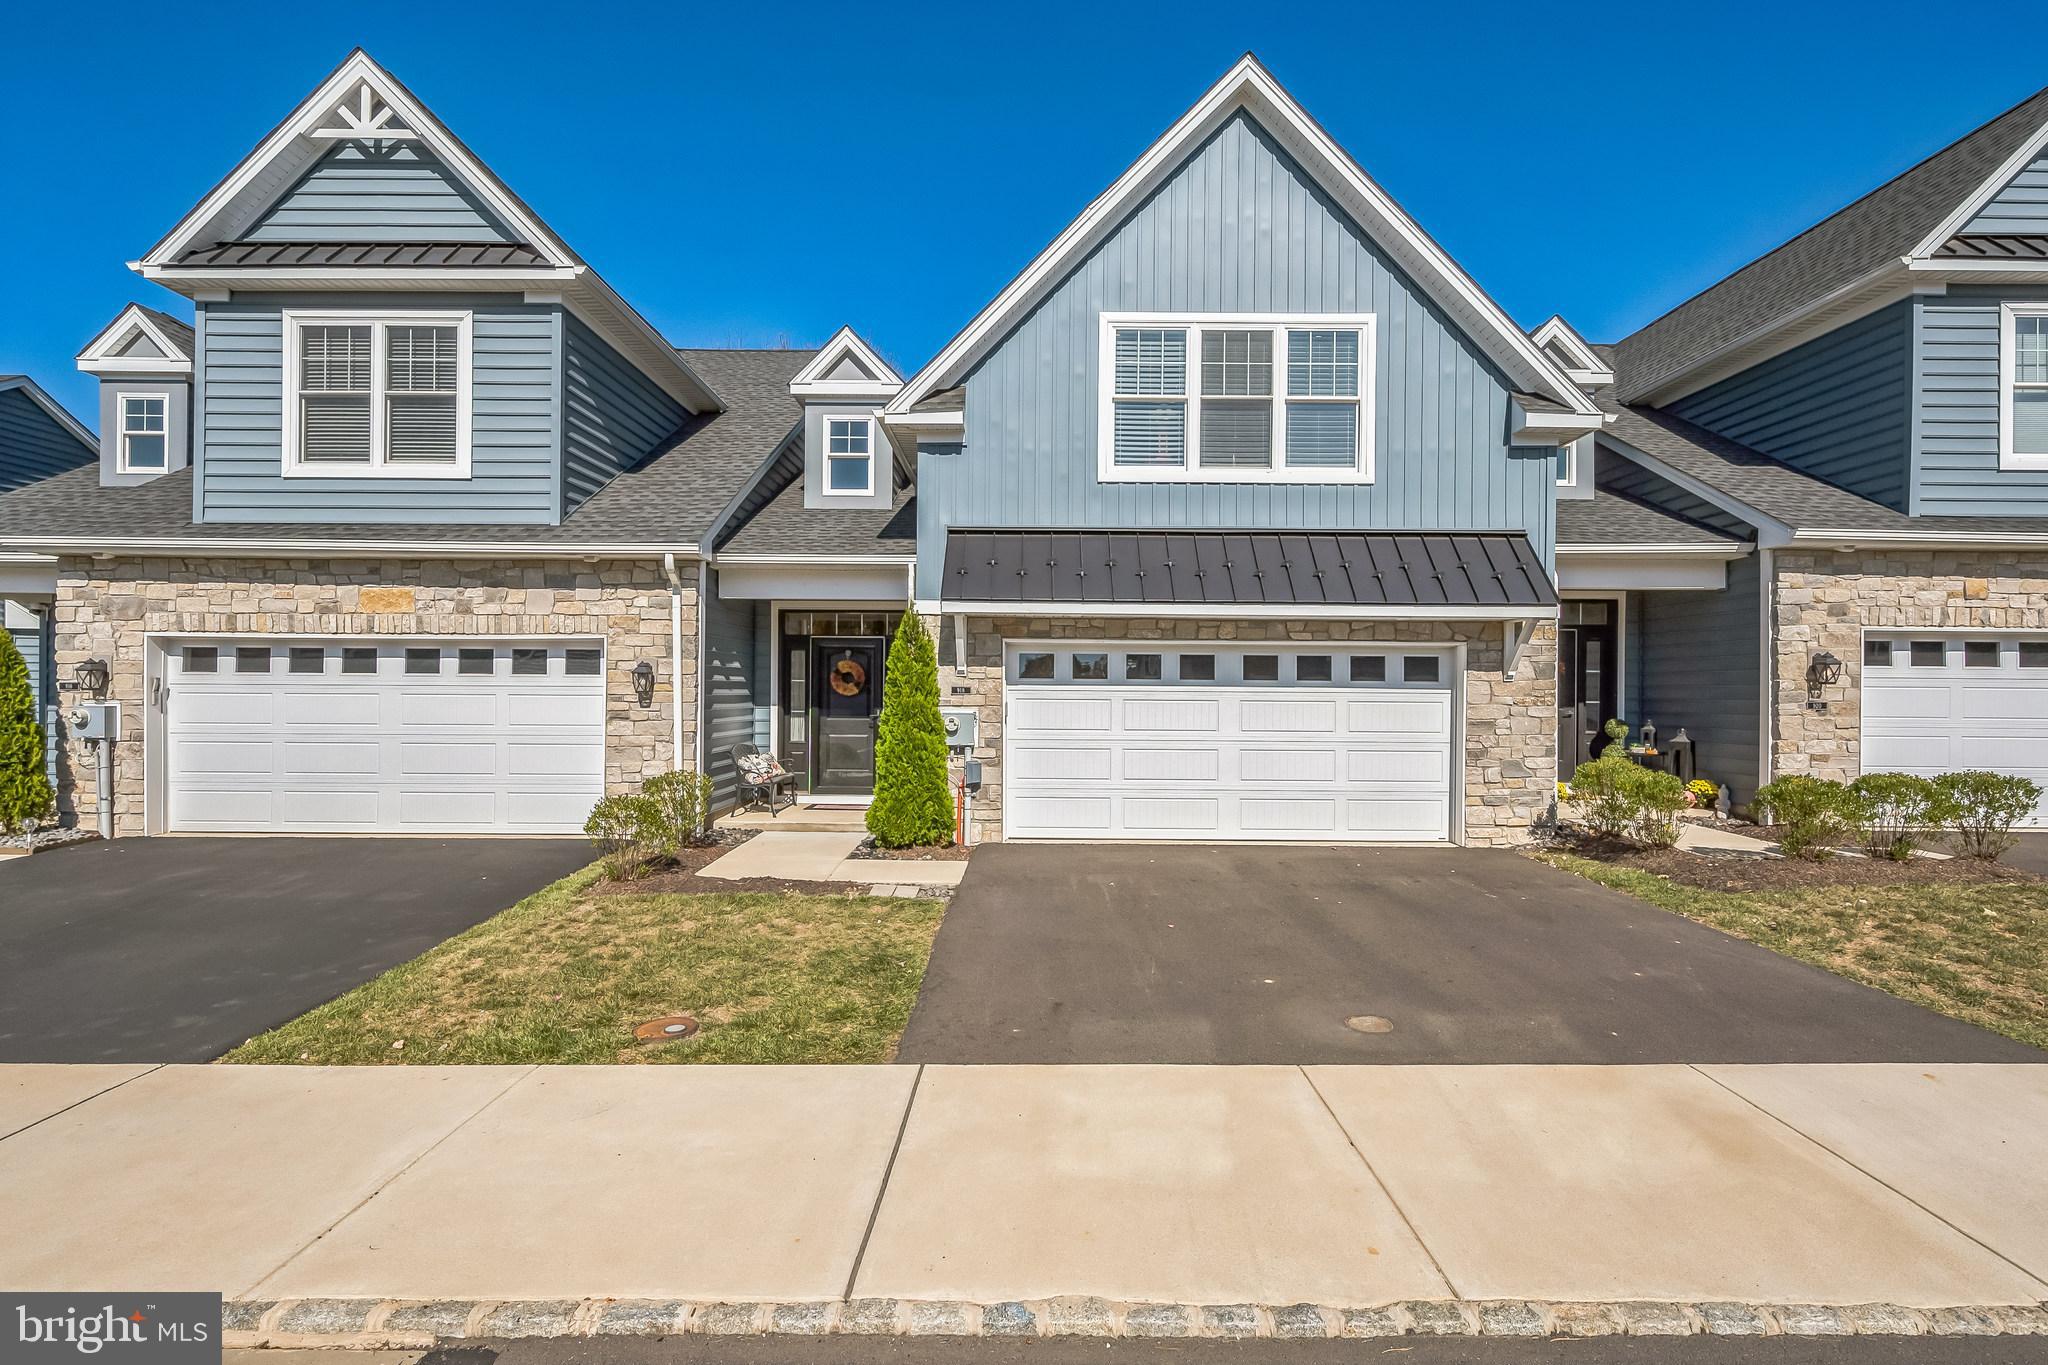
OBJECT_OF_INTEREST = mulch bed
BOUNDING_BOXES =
[847,840,975,862]
[1551,829,2037,892]
[587,828,952,898]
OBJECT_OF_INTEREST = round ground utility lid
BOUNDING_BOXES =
[633,1014,700,1042]
[1344,1015,1394,1034]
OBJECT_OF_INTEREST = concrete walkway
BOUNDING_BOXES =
[2,1062,2044,1315]
[702,831,971,888]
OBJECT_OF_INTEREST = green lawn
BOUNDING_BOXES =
[1537,852,2048,1052]
[225,864,945,1065]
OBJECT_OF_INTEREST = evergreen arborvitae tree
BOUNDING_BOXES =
[867,613,956,847]
[0,631,53,834]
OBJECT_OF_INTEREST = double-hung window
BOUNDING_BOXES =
[283,310,472,477]
[2001,303,2048,469]
[118,393,168,472]
[824,416,875,494]
[1101,313,1372,483]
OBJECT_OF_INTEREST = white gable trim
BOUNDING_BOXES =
[885,55,1597,421]
[1530,315,1613,386]
[76,304,194,375]
[1907,115,2048,261]
[789,326,903,398]
[0,377,97,451]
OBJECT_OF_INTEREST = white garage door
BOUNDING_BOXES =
[1003,643,1455,842]
[1861,634,2048,827]
[165,639,605,834]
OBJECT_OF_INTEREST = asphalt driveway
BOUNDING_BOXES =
[0,837,592,1063]
[896,844,2043,1065]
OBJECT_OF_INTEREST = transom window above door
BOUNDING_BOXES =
[283,310,472,478]
[1100,313,1374,484]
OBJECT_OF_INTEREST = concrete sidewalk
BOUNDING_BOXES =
[1,1062,2045,1340]
[701,831,971,889]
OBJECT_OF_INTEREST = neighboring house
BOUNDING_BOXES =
[0,375,97,714]
[1,47,2036,843]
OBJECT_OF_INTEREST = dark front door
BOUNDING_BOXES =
[1558,600,1620,772]
[812,638,883,794]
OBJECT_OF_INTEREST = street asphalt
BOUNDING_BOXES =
[0,836,592,1063]
[897,843,2044,1064]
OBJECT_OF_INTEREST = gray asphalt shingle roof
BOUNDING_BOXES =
[135,305,195,358]
[0,348,812,549]
[1614,85,2048,402]
[719,475,916,558]
[1557,489,1745,549]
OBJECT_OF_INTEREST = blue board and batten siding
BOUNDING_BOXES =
[1663,301,1912,512]
[0,388,94,493]
[560,314,686,517]
[1963,154,2048,234]
[919,112,1555,597]
[1914,286,2048,514]
[195,292,561,524]
[245,143,518,244]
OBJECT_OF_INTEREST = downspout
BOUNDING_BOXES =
[663,552,685,773]
[696,559,711,777]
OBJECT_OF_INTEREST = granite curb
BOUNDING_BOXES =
[223,1297,2048,1348]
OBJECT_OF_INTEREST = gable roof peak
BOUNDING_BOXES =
[77,303,195,375]
[1531,315,1613,387]
[789,326,903,398]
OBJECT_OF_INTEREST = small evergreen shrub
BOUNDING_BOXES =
[867,613,955,847]
[1568,750,1685,847]
[1848,772,1938,861]
[0,631,52,835]
[1753,774,1862,861]
[1932,770,2042,861]
[640,768,714,855]
[585,793,654,880]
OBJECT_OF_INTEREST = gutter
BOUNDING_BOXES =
[0,536,703,560]
[928,601,1560,621]
[1787,528,2048,549]
[1556,543,1750,559]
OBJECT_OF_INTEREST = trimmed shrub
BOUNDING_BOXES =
[640,768,715,856]
[585,793,654,880]
[1599,716,1629,758]
[1848,772,1938,861]
[1933,770,2042,861]
[1626,767,1688,848]
[1752,775,1862,861]
[1568,751,1685,848]
[0,631,52,835]
[867,613,955,848]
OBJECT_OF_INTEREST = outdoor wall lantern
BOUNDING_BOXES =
[1806,649,1844,697]
[631,659,656,707]
[72,658,110,697]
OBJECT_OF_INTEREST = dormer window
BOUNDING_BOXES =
[1100,313,1374,484]
[2001,303,2048,470]
[118,394,168,472]
[825,416,874,495]
[282,310,472,478]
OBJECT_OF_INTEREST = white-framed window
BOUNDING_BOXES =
[1999,302,2048,470]
[1556,434,1583,487]
[823,414,875,495]
[117,392,169,472]
[1098,312,1375,484]
[282,309,472,478]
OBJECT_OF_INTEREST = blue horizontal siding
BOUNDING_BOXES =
[245,143,518,243]
[703,579,765,810]
[195,293,561,524]
[7,608,49,714]
[560,314,687,515]
[921,110,1555,597]
[1963,154,2048,234]
[1628,551,1762,805]
[1913,287,2048,514]
[1663,301,1910,511]
[0,387,94,493]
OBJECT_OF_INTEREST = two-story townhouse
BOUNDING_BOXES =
[0,375,97,714]
[1550,86,2048,823]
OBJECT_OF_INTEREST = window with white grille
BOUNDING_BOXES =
[2002,304,2048,470]
[284,311,471,476]
[118,393,169,471]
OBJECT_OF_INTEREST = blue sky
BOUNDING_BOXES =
[7,0,2048,425]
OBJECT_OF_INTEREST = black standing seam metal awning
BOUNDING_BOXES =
[940,531,1556,609]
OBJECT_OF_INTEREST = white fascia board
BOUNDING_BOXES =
[140,51,577,270]
[1904,258,2048,276]
[881,411,965,432]
[2,536,702,559]
[0,555,58,597]
[76,356,193,376]
[1789,527,2048,548]
[1557,553,1730,592]
[77,304,194,373]
[1906,115,2048,260]
[885,55,1596,422]
[137,265,582,289]
[935,599,1559,621]
[788,326,904,397]
[0,377,96,451]
[1596,433,1796,546]
[1556,542,1749,558]
[1530,315,1614,385]
[716,553,917,565]
[1511,408,1606,444]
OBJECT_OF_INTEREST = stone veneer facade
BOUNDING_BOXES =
[51,556,695,836]
[1771,548,2048,782]
[932,615,1557,847]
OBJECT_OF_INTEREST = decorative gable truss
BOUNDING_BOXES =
[883,54,1603,442]
[133,49,720,413]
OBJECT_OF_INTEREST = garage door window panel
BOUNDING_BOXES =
[235,647,271,674]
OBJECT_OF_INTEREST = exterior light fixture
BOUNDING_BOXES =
[631,659,656,706]
[73,658,111,697]
[1807,650,1844,696]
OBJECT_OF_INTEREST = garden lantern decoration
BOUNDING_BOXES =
[630,659,656,706]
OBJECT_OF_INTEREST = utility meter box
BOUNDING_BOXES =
[940,707,979,750]
[68,702,120,742]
